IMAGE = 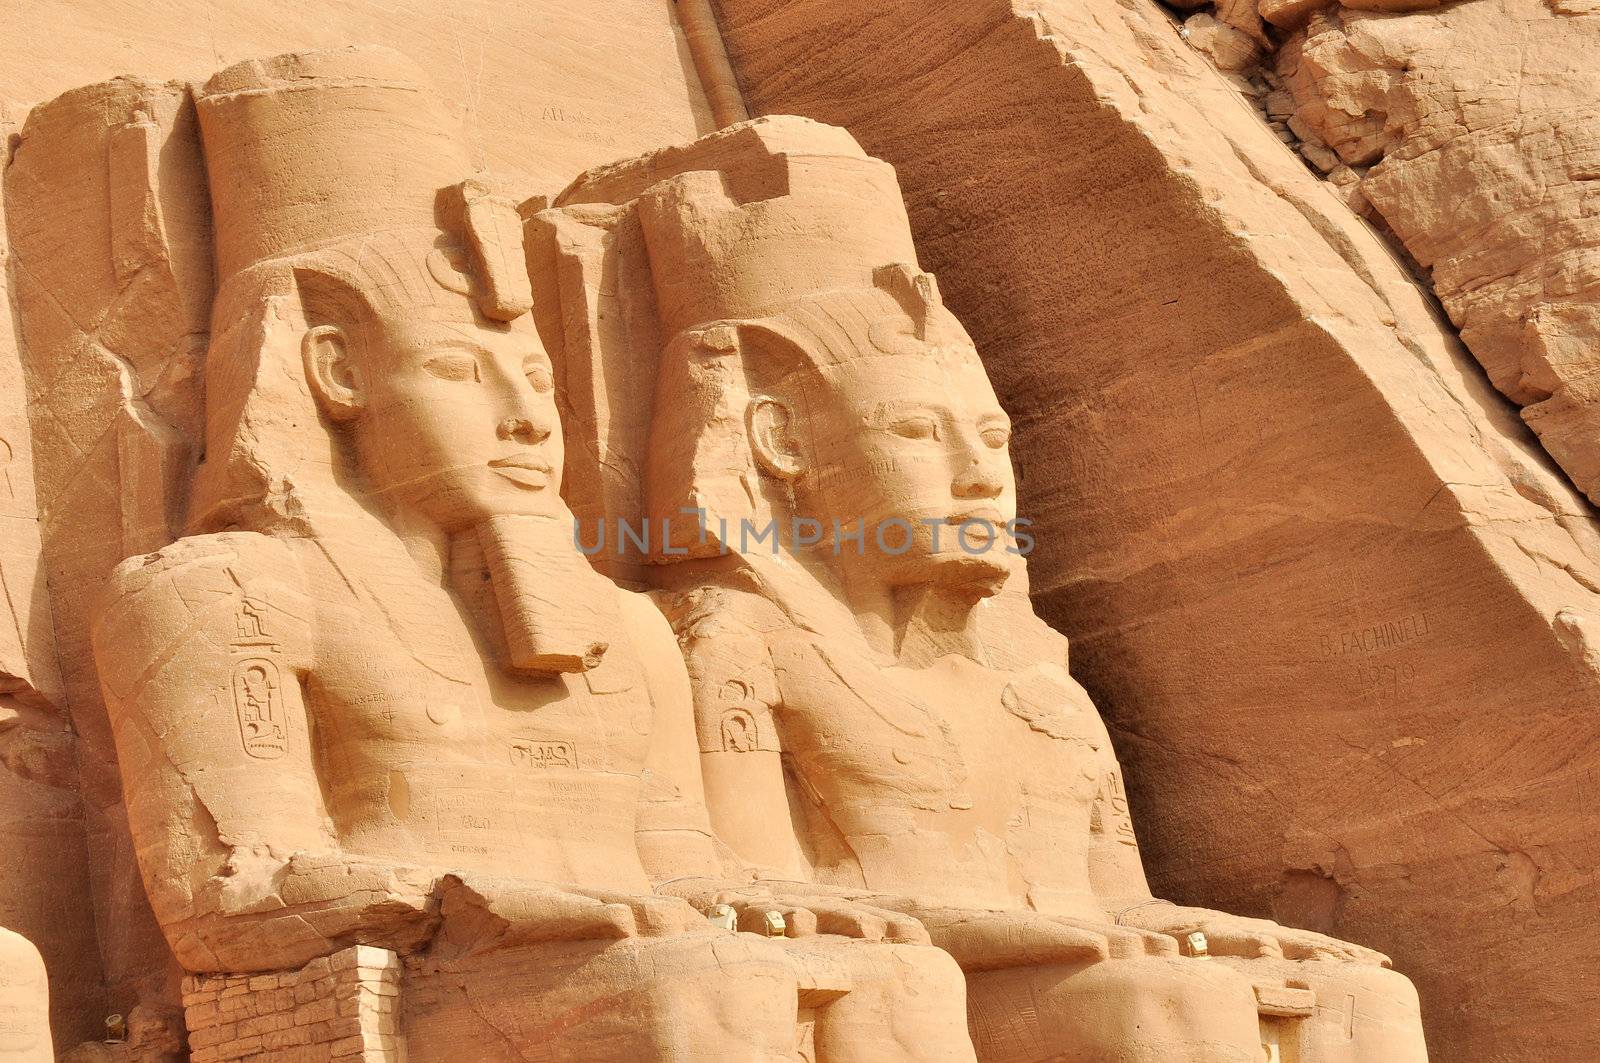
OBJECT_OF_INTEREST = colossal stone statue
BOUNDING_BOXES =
[549,117,1430,1062]
[85,48,973,1062]
[0,928,51,1063]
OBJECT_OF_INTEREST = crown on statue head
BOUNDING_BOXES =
[197,46,530,322]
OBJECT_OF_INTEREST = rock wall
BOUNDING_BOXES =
[0,102,112,1049]
[1275,0,1600,507]
[0,0,717,198]
[712,0,1600,1058]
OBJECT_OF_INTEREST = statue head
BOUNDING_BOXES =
[746,273,1015,594]
[291,237,561,535]
[635,127,1019,598]
[187,47,548,537]
[186,47,612,675]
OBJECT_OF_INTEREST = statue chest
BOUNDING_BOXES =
[307,628,655,886]
[887,658,1106,824]
[310,594,654,766]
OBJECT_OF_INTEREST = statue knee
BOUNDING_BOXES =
[0,928,51,1063]
[632,934,802,1060]
[803,940,975,1063]
[405,933,802,1063]
[1222,958,1428,1063]
[965,955,1263,1063]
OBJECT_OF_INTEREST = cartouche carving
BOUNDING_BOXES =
[87,50,972,1062]
[554,116,1431,1063]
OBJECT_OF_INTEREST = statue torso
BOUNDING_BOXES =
[295,538,654,893]
[759,602,1123,918]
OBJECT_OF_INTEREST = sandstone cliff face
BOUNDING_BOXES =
[714,1,1600,1058]
[1274,0,1600,510]
[1169,0,1600,515]
[0,0,716,198]
[0,104,112,1051]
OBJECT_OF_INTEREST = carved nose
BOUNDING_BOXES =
[953,461,1004,500]
[497,417,550,444]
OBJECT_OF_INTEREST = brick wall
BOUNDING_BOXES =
[180,946,402,1062]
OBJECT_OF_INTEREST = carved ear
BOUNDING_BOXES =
[302,324,365,422]
[748,395,803,481]
[295,265,373,422]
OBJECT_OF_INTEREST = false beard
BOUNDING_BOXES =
[474,511,620,675]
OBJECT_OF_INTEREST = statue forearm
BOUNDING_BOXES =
[166,852,441,973]
[1087,834,1157,913]
[170,851,717,973]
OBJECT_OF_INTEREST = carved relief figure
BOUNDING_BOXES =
[558,117,1430,1063]
[87,51,972,1062]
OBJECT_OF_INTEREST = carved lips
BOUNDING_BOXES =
[947,508,1007,548]
[488,453,552,489]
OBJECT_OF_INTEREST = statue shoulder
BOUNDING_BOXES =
[655,584,792,648]
[103,532,308,608]
[0,925,48,1036]
[94,532,316,689]
[649,584,789,711]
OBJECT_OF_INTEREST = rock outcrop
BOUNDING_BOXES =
[1275,0,1600,507]
[0,104,113,1051]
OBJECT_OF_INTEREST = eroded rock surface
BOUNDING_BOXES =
[1276,0,1600,506]
[0,105,112,1051]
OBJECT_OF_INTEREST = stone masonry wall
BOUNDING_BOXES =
[180,947,402,1063]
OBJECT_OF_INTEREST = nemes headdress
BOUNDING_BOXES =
[190,47,624,678]
[189,46,531,531]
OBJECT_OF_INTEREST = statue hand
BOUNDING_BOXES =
[436,875,706,950]
[757,891,931,944]
[1119,903,1392,966]
[906,909,1118,971]
[657,879,929,943]
[576,886,714,938]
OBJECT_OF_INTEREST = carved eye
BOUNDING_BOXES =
[423,353,481,382]
[889,416,940,441]
[525,363,554,393]
[982,426,1012,449]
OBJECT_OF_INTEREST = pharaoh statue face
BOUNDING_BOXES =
[306,289,565,534]
[763,341,1018,592]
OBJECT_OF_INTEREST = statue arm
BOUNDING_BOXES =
[670,604,810,881]
[656,876,1128,967]
[92,534,439,971]
[1082,713,1160,912]
[621,590,724,880]
[1115,902,1392,965]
